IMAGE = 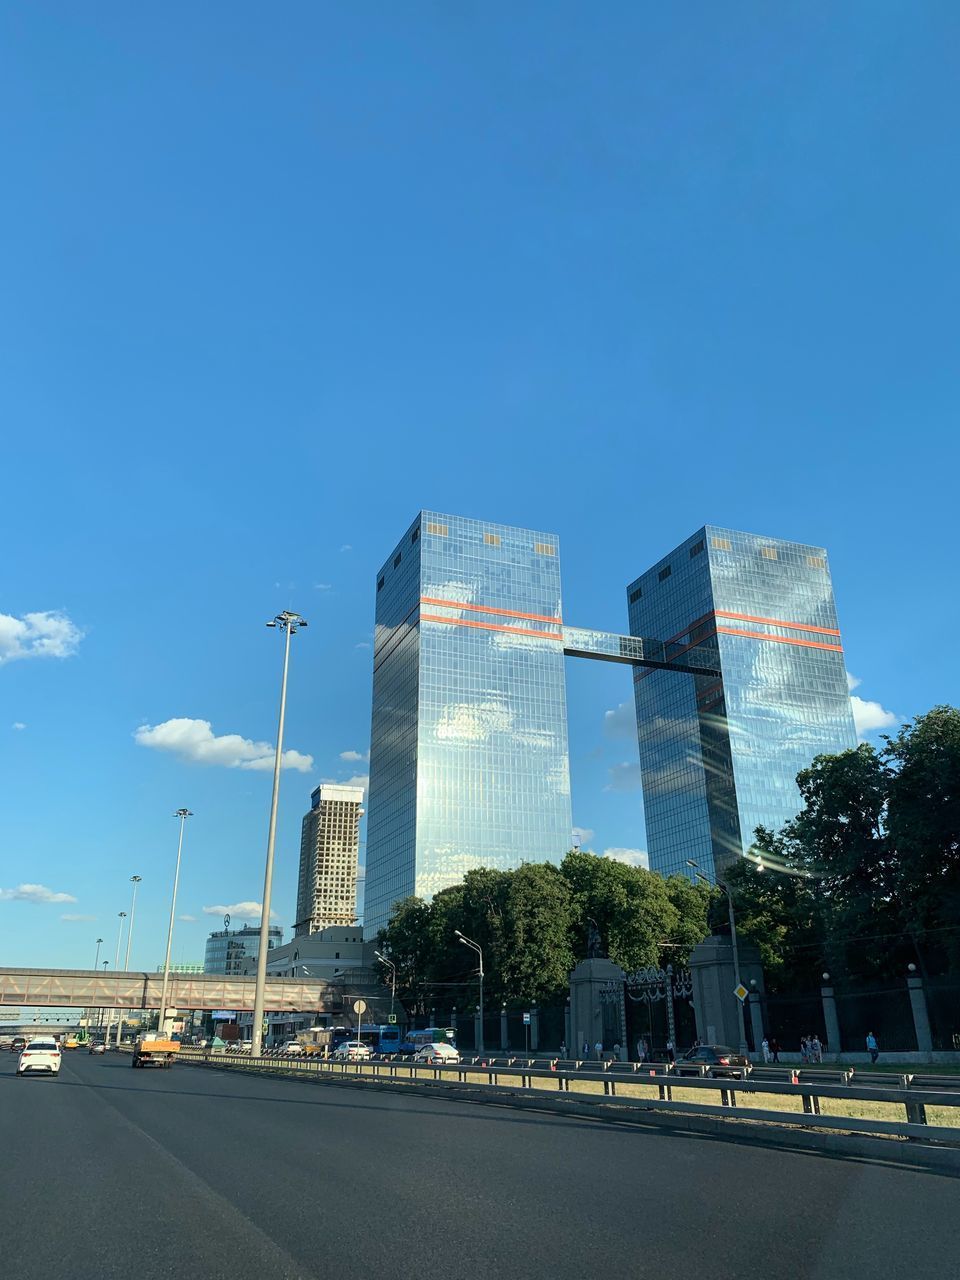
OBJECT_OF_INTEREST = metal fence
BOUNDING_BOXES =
[175,1049,960,1149]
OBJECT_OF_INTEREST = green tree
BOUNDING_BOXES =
[885,706,960,973]
[724,841,821,991]
[497,863,576,1003]
[660,873,713,967]
[768,745,897,982]
[559,850,680,972]
[376,896,438,1014]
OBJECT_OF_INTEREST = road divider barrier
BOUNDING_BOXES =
[174,1049,960,1151]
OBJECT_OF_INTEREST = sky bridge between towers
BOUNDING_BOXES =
[561,626,719,677]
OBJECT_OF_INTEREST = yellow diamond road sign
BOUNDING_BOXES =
[734,984,749,1002]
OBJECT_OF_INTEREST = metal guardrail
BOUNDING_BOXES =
[176,1049,960,1147]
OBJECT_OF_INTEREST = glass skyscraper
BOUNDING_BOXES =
[627,526,857,880]
[365,511,572,936]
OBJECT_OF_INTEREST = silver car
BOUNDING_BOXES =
[332,1041,372,1061]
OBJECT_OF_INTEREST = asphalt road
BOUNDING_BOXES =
[1,1052,957,1280]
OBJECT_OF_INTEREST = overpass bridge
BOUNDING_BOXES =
[0,967,389,1015]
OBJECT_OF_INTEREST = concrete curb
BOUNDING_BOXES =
[179,1056,960,1175]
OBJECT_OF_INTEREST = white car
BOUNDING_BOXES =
[278,1040,304,1056]
[332,1041,372,1061]
[18,1039,62,1077]
[413,1042,460,1065]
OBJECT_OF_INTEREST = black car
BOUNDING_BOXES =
[11,1036,27,1054]
[675,1044,751,1079]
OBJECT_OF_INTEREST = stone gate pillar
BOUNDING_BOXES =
[689,935,764,1050]
[569,957,626,1057]
[820,982,842,1054]
[907,972,933,1054]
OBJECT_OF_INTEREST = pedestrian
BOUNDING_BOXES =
[582,1040,589,1059]
[761,1037,771,1064]
[800,1035,809,1064]
[594,1039,603,1061]
[637,1038,647,1065]
[811,1035,822,1064]
[665,1037,675,1064]
[770,1036,780,1063]
[559,1040,567,1060]
[866,1031,879,1064]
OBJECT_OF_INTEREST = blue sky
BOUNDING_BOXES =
[2,3,957,970]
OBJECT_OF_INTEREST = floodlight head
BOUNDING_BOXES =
[454,929,463,939]
[266,620,277,627]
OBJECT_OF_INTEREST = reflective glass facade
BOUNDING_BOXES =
[365,512,572,936]
[203,925,283,975]
[628,526,857,880]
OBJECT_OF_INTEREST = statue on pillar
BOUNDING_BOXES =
[586,917,607,959]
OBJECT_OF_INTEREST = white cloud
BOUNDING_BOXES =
[603,701,637,739]
[339,750,369,762]
[0,611,84,665]
[202,902,279,920]
[179,914,197,923]
[322,773,369,799]
[851,696,898,740]
[355,642,372,651]
[61,913,96,922]
[846,673,899,741]
[605,762,643,792]
[313,583,333,591]
[572,826,594,846]
[12,722,26,731]
[340,544,352,553]
[0,883,77,904]
[603,848,650,869]
[135,718,313,773]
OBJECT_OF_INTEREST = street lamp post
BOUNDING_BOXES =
[104,911,127,1048]
[159,810,192,1035]
[115,875,143,1049]
[454,930,484,1053]
[687,859,748,1056]
[252,611,307,1058]
[374,950,396,1021]
[94,941,105,1030]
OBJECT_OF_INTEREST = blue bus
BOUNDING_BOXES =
[330,1024,404,1055]
[398,1027,456,1056]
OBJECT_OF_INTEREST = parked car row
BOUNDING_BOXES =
[249,1039,464,1065]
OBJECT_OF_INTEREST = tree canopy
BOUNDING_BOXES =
[726,706,960,989]
[377,852,712,1012]
[377,706,960,1007]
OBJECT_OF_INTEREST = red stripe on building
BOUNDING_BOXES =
[420,596,562,626]
[420,613,562,641]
